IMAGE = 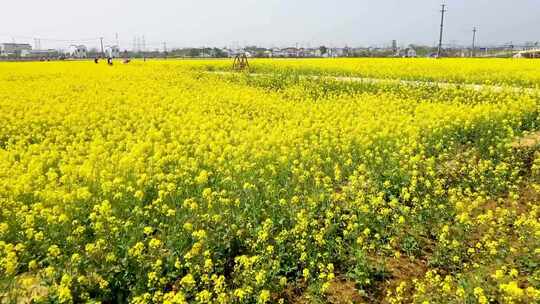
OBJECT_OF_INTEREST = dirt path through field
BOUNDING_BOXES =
[207,71,539,94]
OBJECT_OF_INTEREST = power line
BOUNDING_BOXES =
[437,3,447,58]
[1,35,102,42]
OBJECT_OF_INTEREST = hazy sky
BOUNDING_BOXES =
[1,0,538,50]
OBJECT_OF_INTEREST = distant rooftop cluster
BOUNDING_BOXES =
[0,43,121,59]
[1,40,539,60]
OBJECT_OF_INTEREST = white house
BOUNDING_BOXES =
[271,48,285,57]
[105,45,120,58]
[67,45,87,58]
[0,43,32,56]
[399,47,417,58]
[23,49,59,58]
[333,48,349,57]
[406,48,417,58]
[515,48,540,59]
[281,47,299,57]
[308,49,322,57]
[221,48,233,57]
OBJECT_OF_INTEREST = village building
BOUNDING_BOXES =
[23,49,60,58]
[67,45,88,58]
[0,43,32,56]
[105,45,121,58]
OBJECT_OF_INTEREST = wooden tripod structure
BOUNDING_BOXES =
[232,53,250,71]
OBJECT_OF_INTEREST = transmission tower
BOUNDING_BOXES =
[34,38,41,50]
[471,27,477,57]
[142,36,146,52]
[100,37,105,57]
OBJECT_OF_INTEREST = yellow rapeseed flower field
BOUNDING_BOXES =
[211,58,540,88]
[0,59,539,303]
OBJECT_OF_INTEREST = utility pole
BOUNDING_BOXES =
[471,27,477,57]
[100,37,104,58]
[437,3,447,58]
